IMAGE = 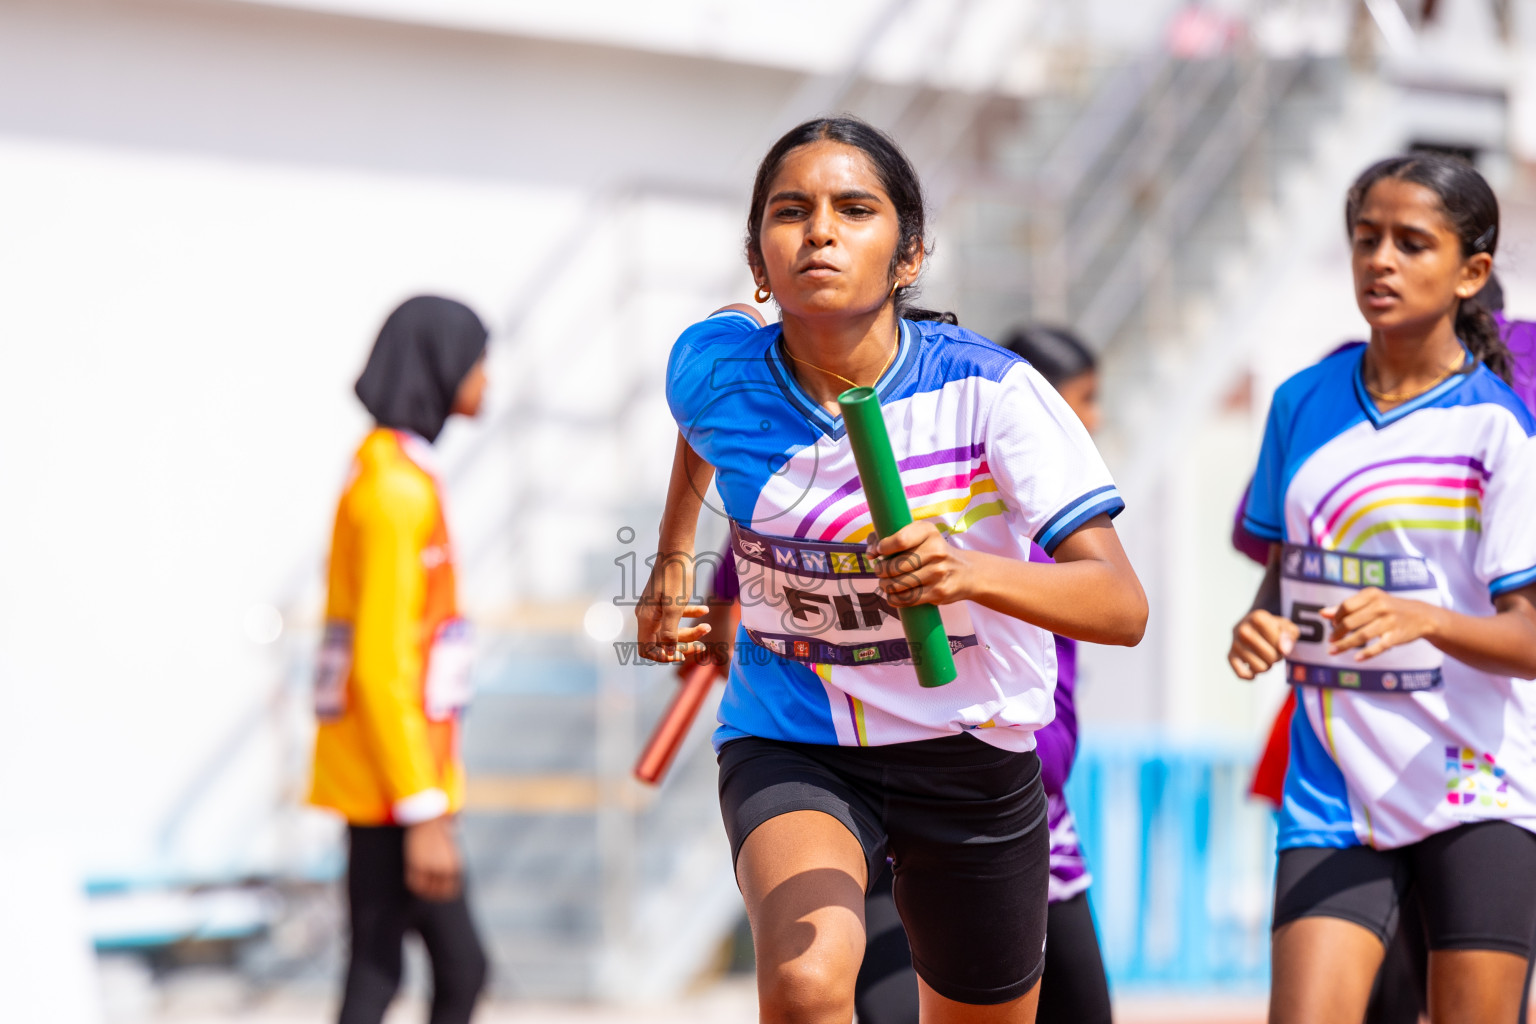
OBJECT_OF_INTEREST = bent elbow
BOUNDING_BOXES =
[1113,597,1150,647]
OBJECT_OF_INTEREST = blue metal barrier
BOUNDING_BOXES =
[1065,736,1276,991]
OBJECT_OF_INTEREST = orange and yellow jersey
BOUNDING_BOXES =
[308,428,472,825]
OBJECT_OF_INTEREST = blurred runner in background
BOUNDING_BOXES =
[309,296,491,1024]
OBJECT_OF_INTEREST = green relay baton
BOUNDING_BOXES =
[838,386,958,688]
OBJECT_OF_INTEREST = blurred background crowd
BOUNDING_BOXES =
[4,0,1536,1020]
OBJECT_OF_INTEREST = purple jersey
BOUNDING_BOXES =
[1030,542,1092,902]
[1497,313,1536,413]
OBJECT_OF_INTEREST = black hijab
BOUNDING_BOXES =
[355,296,488,443]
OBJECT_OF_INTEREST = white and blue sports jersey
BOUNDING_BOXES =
[666,310,1123,751]
[1243,342,1536,850]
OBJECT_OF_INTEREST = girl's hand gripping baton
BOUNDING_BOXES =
[837,386,958,688]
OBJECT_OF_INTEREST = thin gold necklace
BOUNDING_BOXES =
[782,328,900,394]
[1364,352,1467,404]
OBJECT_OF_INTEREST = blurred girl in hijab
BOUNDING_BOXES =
[309,295,491,1024]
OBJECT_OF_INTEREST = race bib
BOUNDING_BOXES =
[315,621,352,720]
[1280,543,1443,693]
[730,522,979,667]
[423,617,475,721]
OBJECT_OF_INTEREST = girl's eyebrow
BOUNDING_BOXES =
[1353,215,1437,238]
[767,189,885,204]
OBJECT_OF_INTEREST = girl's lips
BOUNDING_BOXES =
[1362,283,1398,310]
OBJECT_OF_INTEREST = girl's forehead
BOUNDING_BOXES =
[1356,178,1451,227]
[769,141,886,196]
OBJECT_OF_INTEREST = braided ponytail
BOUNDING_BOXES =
[1457,298,1511,382]
[1346,153,1513,384]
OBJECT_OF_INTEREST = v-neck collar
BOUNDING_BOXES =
[765,320,918,441]
[1352,341,1474,429]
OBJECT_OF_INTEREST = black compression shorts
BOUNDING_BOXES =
[1273,821,1536,956]
[718,732,1049,1005]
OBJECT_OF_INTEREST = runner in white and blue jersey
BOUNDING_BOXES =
[1230,153,1536,1024]
[644,117,1148,1024]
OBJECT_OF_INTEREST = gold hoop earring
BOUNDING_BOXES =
[754,285,772,303]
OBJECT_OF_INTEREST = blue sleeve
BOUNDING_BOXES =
[665,310,761,438]
[1242,395,1287,543]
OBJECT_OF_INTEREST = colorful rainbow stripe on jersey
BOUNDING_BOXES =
[791,442,1007,544]
[1307,454,1488,552]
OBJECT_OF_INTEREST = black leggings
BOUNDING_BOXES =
[339,825,488,1024]
[853,866,1112,1024]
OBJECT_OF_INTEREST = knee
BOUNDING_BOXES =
[759,956,857,1024]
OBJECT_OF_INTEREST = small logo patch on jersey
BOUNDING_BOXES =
[853,646,879,663]
[1323,554,1343,582]
[773,546,798,569]
[831,552,861,573]
[1303,552,1323,578]
[1342,558,1361,585]
[1339,671,1361,688]
[1381,673,1398,690]
[800,550,828,573]
[1363,560,1386,587]
[1292,664,1308,683]
[1445,747,1509,808]
[793,640,810,659]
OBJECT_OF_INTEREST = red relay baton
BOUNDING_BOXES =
[633,661,720,785]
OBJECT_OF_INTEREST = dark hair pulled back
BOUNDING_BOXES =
[746,116,956,325]
[999,325,1096,387]
[1344,153,1510,382]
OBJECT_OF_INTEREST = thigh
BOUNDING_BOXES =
[736,810,870,1014]
[1270,845,1401,1024]
[340,826,413,1024]
[346,826,412,956]
[1273,844,1404,942]
[1411,821,1536,956]
[1411,823,1536,1024]
[718,737,887,889]
[1035,893,1112,1024]
[1271,917,1387,1024]
[887,744,1049,1008]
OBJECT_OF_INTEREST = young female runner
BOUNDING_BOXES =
[309,296,490,1024]
[645,116,1147,1024]
[852,326,1116,1024]
[1229,154,1536,1024]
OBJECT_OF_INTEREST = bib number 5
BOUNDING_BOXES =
[1289,601,1327,644]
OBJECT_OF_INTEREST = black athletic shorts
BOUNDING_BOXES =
[1273,821,1536,956]
[718,732,1049,1005]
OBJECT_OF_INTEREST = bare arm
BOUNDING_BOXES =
[637,303,765,662]
[1228,544,1299,680]
[1326,583,1536,679]
[868,515,1147,647]
[636,431,714,662]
